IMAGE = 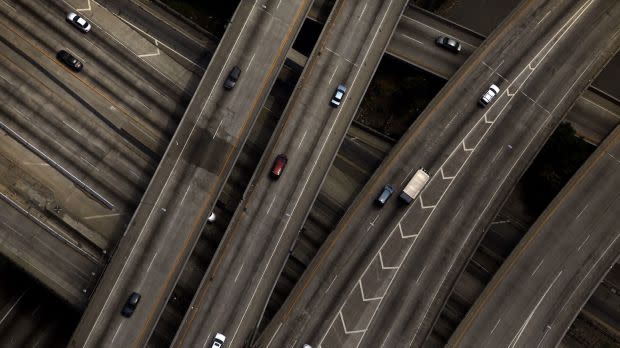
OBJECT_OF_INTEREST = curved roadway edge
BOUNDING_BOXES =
[388,5,620,146]
[68,0,312,346]
[254,0,620,347]
[447,125,620,347]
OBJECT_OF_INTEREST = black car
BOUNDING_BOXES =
[57,50,83,72]
[223,66,241,90]
[121,292,141,317]
[435,36,462,53]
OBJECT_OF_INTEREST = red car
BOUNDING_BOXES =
[271,154,288,179]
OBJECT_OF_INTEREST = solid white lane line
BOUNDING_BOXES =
[531,259,544,276]
[359,3,368,20]
[111,324,123,344]
[180,184,192,206]
[62,120,82,135]
[266,196,276,215]
[213,120,223,139]
[537,11,551,26]
[328,64,339,84]
[489,318,501,335]
[508,271,562,348]
[81,0,259,343]
[247,53,256,70]
[234,264,244,283]
[83,213,122,220]
[325,275,338,294]
[415,265,426,284]
[146,251,158,273]
[401,33,424,45]
[576,203,589,219]
[298,130,307,149]
[0,289,27,325]
[577,234,590,252]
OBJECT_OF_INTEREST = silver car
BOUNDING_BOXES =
[435,36,462,53]
[66,12,91,33]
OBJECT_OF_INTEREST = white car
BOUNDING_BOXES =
[479,84,500,107]
[330,84,347,107]
[211,333,226,348]
[66,12,91,33]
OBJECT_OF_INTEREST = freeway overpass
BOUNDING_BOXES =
[255,0,620,346]
[387,5,620,145]
[68,0,313,346]
[171,0,409,347]
[448,125,620,347]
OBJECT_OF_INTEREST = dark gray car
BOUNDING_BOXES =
[224,66,241,90]
[121,292,141,317]
[435,36,462,53]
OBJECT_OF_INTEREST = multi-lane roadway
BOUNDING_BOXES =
[68,0,312,346]
[388,5,619,146]
[448,125,620,348]
[256,0,620,346]
[171,1,409,347]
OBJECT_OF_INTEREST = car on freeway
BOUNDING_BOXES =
[375,184,395,206]
[270,154,288,179]
[66,12,91,33]
[224,66,241,90]
[121,292,141,317]
[330,84,347,107]
[57,50,83,72]
[207,212,216,223]
[479,84,500,107]
[435,36,462,53]
[211,333,226,348]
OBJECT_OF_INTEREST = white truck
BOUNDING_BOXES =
[399,168,430,204]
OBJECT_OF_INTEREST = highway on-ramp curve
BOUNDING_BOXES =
[68,1,312,347]
[255,0,620,347]
[171,0,409,347]
[448,125,620,347]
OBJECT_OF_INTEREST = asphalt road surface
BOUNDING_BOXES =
[94,0,216,71]
[255,0,620,347]
[448,125,620,348]
[387,4,619,146]
[0,197,102,307]
[171,0,409,347]
[387,5,483,78]
[68,0,312,347]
